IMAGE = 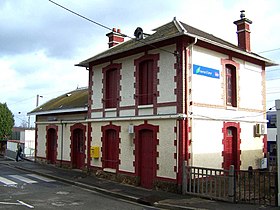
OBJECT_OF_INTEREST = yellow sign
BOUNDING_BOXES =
[90,146,100,158]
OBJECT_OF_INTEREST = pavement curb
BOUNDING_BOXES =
[6,163,198,210]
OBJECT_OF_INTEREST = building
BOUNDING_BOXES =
[5,127,35,160]
[30,11,276,191]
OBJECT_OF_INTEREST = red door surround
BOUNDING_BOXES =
[134,122,159,189]
[70,123,86,170]
[46,125,58,164]
[222,122,241,171]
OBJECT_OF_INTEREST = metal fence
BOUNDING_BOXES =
[235,169,277,206]
[183,162,278,206]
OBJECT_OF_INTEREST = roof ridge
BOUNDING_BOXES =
[173,17,185,33]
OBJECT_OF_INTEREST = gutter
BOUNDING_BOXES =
[35,114,187,125]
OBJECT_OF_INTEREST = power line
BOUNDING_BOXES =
[48,0,177,56]
[49,0,111,31]
[258,48,280,54]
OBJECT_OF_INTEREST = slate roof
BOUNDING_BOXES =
[77,18,276,67]
[28,87,88,115]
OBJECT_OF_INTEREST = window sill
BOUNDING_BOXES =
[226,106,237,111]
[105,108,117,112]
[138,104,153,109]
[103,168,116,173]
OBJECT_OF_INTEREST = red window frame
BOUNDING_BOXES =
[105,68,117,108]
[139,60,154,105]
[226,64,237,107]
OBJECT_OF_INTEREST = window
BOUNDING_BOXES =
[105,68,117,108]
[139,60,153,105]
[226,65,237,107]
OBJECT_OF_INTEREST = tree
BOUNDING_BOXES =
[0,103,14,141]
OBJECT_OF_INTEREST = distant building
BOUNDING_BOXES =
[5,127,35,160]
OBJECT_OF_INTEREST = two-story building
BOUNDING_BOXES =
[31,11,276,191]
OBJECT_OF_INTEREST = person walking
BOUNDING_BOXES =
[16,143,23,162]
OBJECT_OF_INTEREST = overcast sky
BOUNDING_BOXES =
[0,0,279,127]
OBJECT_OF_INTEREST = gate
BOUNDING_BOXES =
[183,162,278,206]
[183,164,234,202]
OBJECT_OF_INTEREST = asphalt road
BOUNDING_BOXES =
[0,164,159,210]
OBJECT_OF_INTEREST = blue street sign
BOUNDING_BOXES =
[193,64,220,79]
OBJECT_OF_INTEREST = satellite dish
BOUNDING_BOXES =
[134,27,143,40]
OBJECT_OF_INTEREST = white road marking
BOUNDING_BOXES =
[26,174,55,182]
[0,176,17,186]
[9,175,38,184]
[17,200,34,209]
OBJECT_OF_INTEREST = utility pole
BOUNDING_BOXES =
[275,99,280,206]
[36,95,43,107]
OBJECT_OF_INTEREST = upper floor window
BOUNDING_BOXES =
[226,64,237,107]
[139,60,154,105]
[105,68,117,108]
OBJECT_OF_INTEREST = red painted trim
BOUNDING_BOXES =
[46,124,58,164]
[222,122,241,170]
[88,64,93,119]
[70,123,87,169]
[101,123,121,171]
[221,58,240,107]
[102,63,122,117]
[87,122,92,169]
[134,121,159,186]
[175,39,189,187]
[134,53,159,115]
[263,134,267,156]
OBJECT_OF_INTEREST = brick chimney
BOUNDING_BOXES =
[233,10,253,52]
[106,28,124,48]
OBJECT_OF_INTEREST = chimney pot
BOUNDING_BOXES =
[113,28,116,32]
[240,10,245,19]
[117,29,121,33]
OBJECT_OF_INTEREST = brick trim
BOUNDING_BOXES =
[134,121,159,187]
[134,53,159,115]
[46,124,58,164]
[102,63,122,117]
[222,122,241,170]
[101,123,121,171]
[70,123,87,169]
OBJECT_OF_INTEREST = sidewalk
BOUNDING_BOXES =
[1,157,278,210]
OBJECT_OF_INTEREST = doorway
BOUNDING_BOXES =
[72,128,84,169]
[47,128,56,164]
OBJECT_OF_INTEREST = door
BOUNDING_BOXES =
[72,129,84,169]
[105,129,117,169]
[224,127,238,170]
[139,129,154,188]
[47,128,56,164]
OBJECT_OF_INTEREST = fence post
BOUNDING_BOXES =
[182,160,187,195]
[228,165,235,203]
